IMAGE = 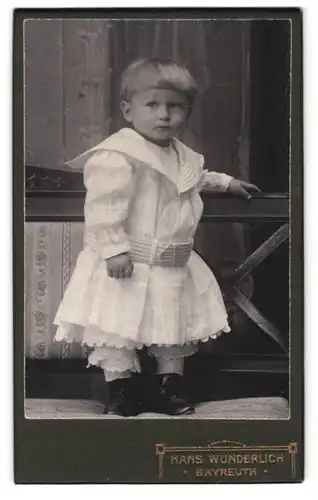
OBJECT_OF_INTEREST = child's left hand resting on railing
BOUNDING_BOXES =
[227,179,261,200]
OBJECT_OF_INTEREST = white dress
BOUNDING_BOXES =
[54,128,233,355]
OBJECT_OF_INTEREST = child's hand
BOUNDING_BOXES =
[106,252,134,278]
[227,179,261,200]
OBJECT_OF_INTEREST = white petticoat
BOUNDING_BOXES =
[54,246,230,350]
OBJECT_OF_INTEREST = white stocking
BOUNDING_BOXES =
[157,356,184,375]
[149,344,198,376]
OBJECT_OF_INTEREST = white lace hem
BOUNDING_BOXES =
[55,321,231,352]
[87,346,141,373]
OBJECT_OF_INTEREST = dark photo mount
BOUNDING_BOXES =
[14,8,303,484]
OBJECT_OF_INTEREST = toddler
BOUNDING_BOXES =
[54,58,259,416]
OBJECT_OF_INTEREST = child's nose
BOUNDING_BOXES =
[158,105,170,120]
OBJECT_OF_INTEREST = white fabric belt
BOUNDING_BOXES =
[130,238,193,267]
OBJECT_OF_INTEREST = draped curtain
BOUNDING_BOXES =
[25,19,251,358]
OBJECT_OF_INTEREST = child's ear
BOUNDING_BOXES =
[120,100,133,122]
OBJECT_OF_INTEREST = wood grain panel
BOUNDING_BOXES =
[62,19,112,161]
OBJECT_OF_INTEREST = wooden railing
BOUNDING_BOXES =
[25,165,290,359]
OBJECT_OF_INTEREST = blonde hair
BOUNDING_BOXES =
[120,58,198,104]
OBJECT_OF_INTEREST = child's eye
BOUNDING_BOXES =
[168,103,183,109]
[145,101,158,108]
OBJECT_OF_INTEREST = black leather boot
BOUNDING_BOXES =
[103,376,143,417]
[154,374,194,416]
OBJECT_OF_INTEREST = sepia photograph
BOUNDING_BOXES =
[23,16,292,422]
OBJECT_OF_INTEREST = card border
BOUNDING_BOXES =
[14,8,303,484]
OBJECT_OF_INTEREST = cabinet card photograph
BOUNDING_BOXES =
[15,9,303,484]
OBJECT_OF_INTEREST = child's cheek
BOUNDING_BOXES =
[178,110,188,125]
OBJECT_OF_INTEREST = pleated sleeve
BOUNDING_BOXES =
[83,150,133,260]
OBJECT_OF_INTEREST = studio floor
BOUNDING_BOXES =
[25,397,289,420]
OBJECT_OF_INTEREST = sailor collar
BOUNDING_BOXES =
[66,127,204,194]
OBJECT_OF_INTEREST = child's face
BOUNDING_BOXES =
[121,88,190,145]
